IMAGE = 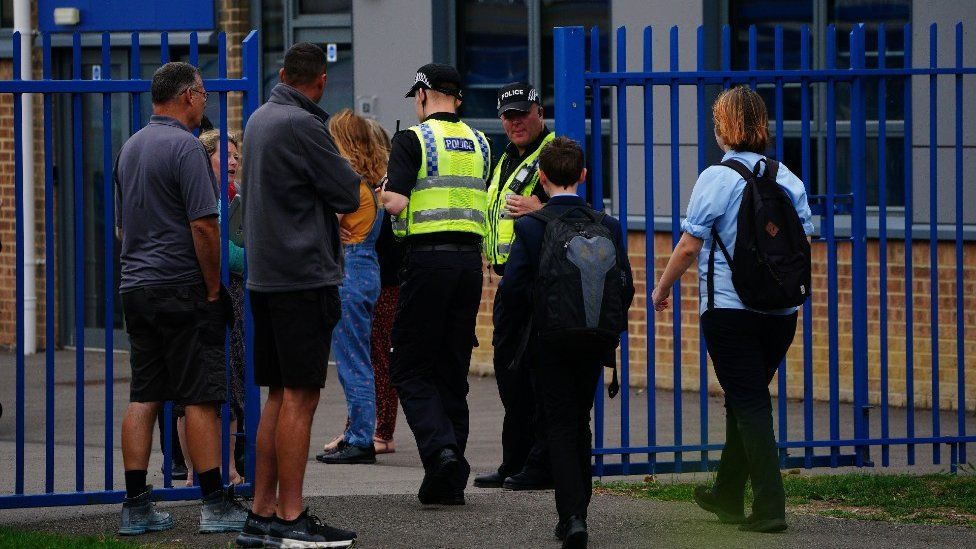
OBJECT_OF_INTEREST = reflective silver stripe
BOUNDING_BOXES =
[413,176,487,192]
[392,217,408,232]
[412,208,486,224]
[496,243,511,255]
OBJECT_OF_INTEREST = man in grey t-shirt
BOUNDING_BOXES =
[115,62,246,536]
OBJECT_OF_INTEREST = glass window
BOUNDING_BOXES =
[541,0,610,118]
[1,0,11,28]
[829,0,909,120]
[298,0,351,15]
[262,0,285,101]
[457,0,529,119]
[728,0,908,206]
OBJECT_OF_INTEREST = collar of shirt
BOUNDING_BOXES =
[270,83,331,124]
[503,126,551,162]
[549,191,579,198]
[149,114,190,132]
[422,112,461,123]
[721,149,766,174]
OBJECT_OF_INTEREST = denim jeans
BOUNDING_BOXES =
[332,217,382,447]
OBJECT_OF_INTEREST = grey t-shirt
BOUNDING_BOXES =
[115,115,218,292]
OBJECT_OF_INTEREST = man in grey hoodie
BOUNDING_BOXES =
[237,43,361,549]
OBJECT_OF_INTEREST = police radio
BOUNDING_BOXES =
[507,162,537,195]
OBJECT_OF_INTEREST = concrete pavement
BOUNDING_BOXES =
[0,350,973,547]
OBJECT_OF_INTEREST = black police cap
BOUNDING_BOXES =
[496,82,540,117]
[405,63,463,99]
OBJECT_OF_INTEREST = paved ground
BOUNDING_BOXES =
[1,350,973,547]
[6,492,976,548]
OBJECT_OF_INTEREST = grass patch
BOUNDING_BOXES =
[0,527,145,548]
[594,473,976,528]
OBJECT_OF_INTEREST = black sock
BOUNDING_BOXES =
[124,470,148,499]
[197,467,223,498]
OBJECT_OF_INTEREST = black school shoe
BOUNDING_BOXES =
[316,442,376,465]
[473,471,505,488]
[503,469,554,491]
[738,517,788,533]
[692,486,747,524]
[419,448,467,505]
[561,516,588,549]
[267,508,357,548]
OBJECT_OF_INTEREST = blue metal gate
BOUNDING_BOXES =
[553,23,974,476]
[1,30,261,508]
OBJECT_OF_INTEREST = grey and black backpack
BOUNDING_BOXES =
[528,206,628,356]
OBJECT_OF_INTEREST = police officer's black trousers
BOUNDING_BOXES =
[701,308,797,521]
[390,250,482,479]
[492,298,550,478]
[536,351,602,521]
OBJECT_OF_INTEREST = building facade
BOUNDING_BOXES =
[0,0,973,411]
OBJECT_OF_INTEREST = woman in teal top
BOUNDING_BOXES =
[651,86,813,533]
[177,130,247,485]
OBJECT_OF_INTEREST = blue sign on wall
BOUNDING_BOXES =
[38,0,216,33]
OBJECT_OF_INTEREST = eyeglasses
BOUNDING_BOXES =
[186,87,210,103]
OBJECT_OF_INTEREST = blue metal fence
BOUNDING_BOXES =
[1,30,261,509]
[553,23,974,476]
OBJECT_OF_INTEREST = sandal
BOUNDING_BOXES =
[322,433,344,454]
[373,437,395,455]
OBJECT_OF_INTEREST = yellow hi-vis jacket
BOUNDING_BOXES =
[484,131,555,266]
[392,119,490,239]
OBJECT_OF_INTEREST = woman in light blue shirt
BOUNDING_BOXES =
[651,86,813,533]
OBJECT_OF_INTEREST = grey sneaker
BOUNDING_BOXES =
[119,485,175,536]
[200,485,249,533]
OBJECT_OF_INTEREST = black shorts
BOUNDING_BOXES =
[122,283,226,405]
[250,287,341,388]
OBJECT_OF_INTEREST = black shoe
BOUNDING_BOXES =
[235,512,272,548]
[693,486,746,524]
[503,469,554,491]
[425,490,465,506]
[555,519,570,541]
[419,448,462,505]
[316,442,376,464]
[268,508,357,548]
[562,516,587,549]
[738,517,787,533]
[473,471,505,488]
[315,439,348,461]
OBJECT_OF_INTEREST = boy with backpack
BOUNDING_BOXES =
[496,136,634,549]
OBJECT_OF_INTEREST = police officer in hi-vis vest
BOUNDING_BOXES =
[474,82,556,492]
[382,63,490,506]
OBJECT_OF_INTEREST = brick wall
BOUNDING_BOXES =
[219,0,250,134]
[0,37,49,350]
[473,232,976,413]
[0,4,250,350]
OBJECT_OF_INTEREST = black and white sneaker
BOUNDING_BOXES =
[268,508,357,548]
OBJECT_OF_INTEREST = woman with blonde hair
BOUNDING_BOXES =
[178,129,246,485]
[316,109,386,464]
[651,86,813,533]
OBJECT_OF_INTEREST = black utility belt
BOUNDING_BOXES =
[407,243,481,253]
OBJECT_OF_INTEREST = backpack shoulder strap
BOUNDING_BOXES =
[525,207,559,224]
[761,157,780,181]
[717,158,755,183]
